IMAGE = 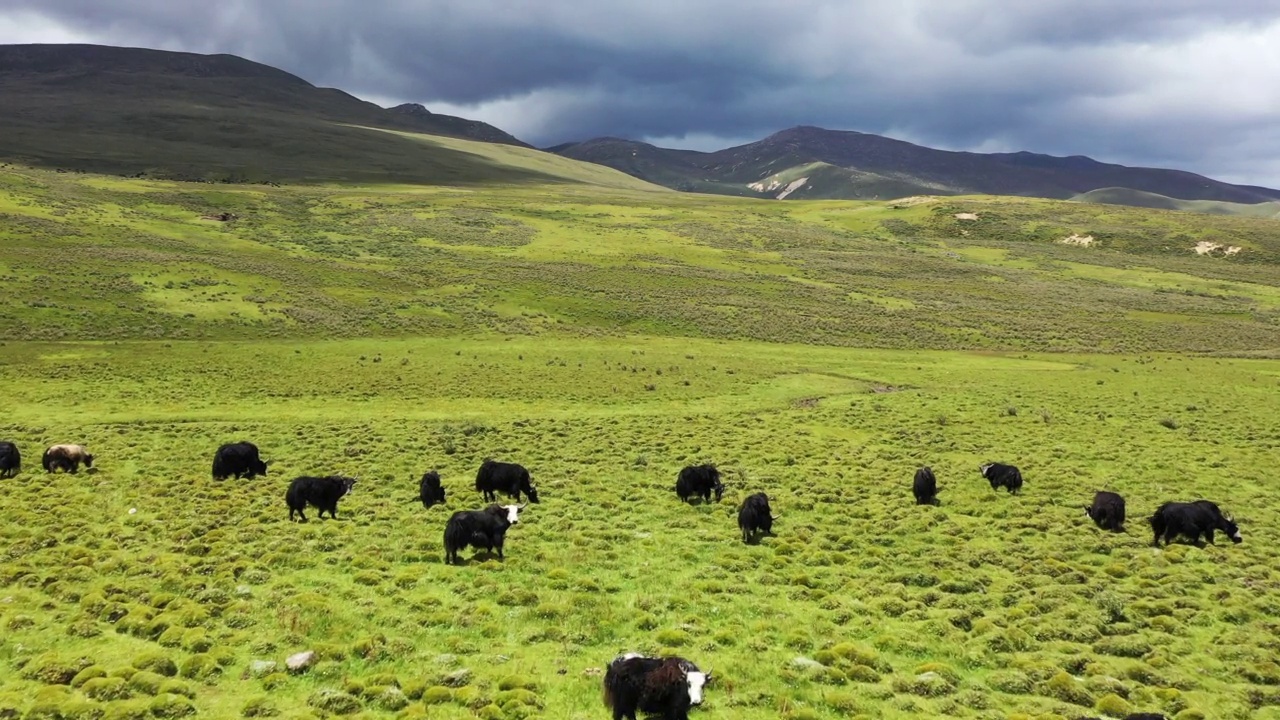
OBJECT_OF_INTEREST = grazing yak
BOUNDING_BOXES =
[42,444,94,474]
[417,470,446,508]
[1149,500,1241,547]
[443,503,523,564]
[285,475,356,522]
[211,441,268,481]
[475,459,539,503]
[603,653,710,720]
[980,462,1022,494]
[913,466,939,505]
[737,492,776,544]
[676,464,723,504]
[0,441,20,478]
[1085,491,1126,532]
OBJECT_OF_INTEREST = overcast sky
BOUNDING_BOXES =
[4,0,1280,186]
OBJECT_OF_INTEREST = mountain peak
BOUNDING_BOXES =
[389,102,433,117]
[551,122,1280,205]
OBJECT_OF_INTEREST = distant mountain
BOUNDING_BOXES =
[0,43,535,184]
[1073,188,1280,219]
[552,126,1280,207]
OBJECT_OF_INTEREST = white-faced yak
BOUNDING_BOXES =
[980,462,1022,494]
[737,492,776,544]
[285,475,356,522]
[42,444,94,474]
[603,653,710,720]
[1149,500,1241,547]
[211,441,269,481]
[913,466,939,505]
[676,464,723,504]
[0,441,20,478]
[1085,491,1126,532]
[475,459,539,503]
[443,503,523,564]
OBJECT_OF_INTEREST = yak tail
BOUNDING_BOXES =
[601,674,615,710]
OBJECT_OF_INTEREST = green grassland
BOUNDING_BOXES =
[2,161,1280,720]
[2,167,1280,354]
[1,339,1279,720]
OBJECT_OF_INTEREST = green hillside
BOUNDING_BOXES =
[1074,187,1280,218]
[0,44,642,187]
[2,167,1278,353]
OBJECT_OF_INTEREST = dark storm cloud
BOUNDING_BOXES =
[3,0,1280,185]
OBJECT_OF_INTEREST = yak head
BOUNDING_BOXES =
[501,504,525,524]
[979,463,993,478]
[253,458,269,476]
[679,661,710,705]
[337,476,357,495]
[1224,513,1243,543]
[82,453,95,468]
[523,482,540,504]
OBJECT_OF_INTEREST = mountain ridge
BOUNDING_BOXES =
[553,125,1280,206]
[0,43,555,185]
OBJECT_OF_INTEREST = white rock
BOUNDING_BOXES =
[286,651,316,673]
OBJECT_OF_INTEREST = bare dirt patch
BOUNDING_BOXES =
[1194,241,1243,256]
[954,213,979,221]
[1061,234,1095,247]
[888,196,938,208]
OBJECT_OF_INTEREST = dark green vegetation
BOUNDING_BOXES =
[552,126,1280,208]
[1,339,1279,720]
[3,166,1280,353]
[0,44,562,185]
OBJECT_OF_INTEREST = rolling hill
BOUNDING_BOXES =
[1072,187,1280,218]
[552,126,1280,208]
[0,43,664,188]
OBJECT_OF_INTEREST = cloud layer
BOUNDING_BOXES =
[3,0,1279,185]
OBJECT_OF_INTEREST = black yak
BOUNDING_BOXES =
[737,492,776,544]
[1085,491,1126,532]
[443,503,523,564]
[475,459,539,503]
[913,466,939,505]
[42,444,94,474]
[980,462,1022,494]
[0,441,20,478]
[211,441,268,481]
[417,470,446,508]
[1149,500,1241,547]
[676,464,723,503]
[603,653,710,720]
[285,475,356,522]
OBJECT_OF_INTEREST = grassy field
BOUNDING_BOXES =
[0,338,1278,720]
[2,167,1279,354]
[2,162,1280,719]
